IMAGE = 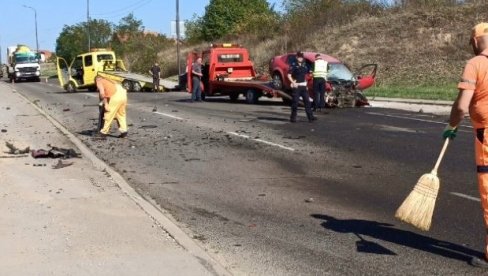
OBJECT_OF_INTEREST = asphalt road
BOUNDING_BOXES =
[6,79,488,275]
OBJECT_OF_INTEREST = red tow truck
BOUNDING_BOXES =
[186,43,289,104]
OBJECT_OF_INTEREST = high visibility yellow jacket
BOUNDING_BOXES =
[313,59,328,79]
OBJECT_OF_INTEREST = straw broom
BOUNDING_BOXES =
[395,139,450,231]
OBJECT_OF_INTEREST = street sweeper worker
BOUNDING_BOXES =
[96,75,128,138]
[444,22,488,268]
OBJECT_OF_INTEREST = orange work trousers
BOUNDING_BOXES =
[475,128,488,258]
[100,84,127,135]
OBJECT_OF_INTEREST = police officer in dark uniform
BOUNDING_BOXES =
[287,51,316,123]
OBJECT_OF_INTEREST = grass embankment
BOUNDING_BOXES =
[40,63,58,78]
[368,84,458,101]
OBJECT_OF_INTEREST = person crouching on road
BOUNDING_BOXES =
[96,75,128,138]
[444,22,488,268]
[287,51,316,123]
[312,54,328,112]
[191,57,203,102]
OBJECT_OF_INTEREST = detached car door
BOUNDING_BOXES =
[56,57,70,88]
[356,64,377,90]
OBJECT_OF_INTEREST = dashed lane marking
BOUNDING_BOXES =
[365,112,472,132]
[154,111,185,120]
[450,192,480,202]
[227,131,295,152]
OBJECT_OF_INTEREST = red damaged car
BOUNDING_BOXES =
[269,52,377,107]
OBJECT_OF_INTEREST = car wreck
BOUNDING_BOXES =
[269,52,377,108]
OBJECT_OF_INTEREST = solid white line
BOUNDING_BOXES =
[227,131,295,151]
[154,111,184,120]
[450,192,480,202]
[365,112,472,131]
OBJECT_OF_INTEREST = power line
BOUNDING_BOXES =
[91,0,152,16]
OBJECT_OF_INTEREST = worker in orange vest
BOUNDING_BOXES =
[444,22,488,268]
[96,75,128,138]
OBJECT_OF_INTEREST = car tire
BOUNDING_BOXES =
[272,73,283,90]
[245,89,259,104]
[122,80,133,92]
[132,81,142,92]
[66,81,77,93]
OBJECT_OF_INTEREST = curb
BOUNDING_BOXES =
[11,85,232,276]
[370,96,454,106]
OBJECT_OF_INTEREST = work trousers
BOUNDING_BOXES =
[153,77,160,92]
[101,85,128,135]
[313,77,326,110]
[97,104,105,131]
[291,86,313,121]
[475,127,488,259]
[192,76,202,101]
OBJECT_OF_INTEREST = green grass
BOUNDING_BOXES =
[40,62,58,78]
[367,84,458,101]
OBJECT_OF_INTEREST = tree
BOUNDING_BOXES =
[114,13,144,34]
[186,0,278,42]
[112,13,172,72]
[55,19,113,61]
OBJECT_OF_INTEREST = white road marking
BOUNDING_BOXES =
[365,112,472,132]
[227,131,295,152]
[450,192,480,202]
[154,111,184,120]
[84,93,97,98]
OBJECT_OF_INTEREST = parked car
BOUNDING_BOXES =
[269,52,377,107]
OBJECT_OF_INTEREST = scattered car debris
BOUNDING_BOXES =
[5,142,30,154]
[139,125,158,129]
[52,159,74,169]
[283,135,306,140]
[31,145,80,159]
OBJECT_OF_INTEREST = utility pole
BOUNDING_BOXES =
[87,0,91,51]
[176,0,181,75]
[23,5,39,53]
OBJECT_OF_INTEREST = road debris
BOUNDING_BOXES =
[1,129,7,133]
[31,145,80,159]
[139,125,158,129]
[305,198,314,203]
[5,142,30,154]
[62,108,71,112]
[152,106,157,112]
[52,159,74,169]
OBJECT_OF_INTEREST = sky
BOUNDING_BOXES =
[0,0,283,62]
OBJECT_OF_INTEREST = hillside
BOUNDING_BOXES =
[160,3,487,89]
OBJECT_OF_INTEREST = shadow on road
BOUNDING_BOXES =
[311,214,482,262]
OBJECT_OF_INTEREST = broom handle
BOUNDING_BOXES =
[432,139,450,175]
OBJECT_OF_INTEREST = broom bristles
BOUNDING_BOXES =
[395,172,440,231]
